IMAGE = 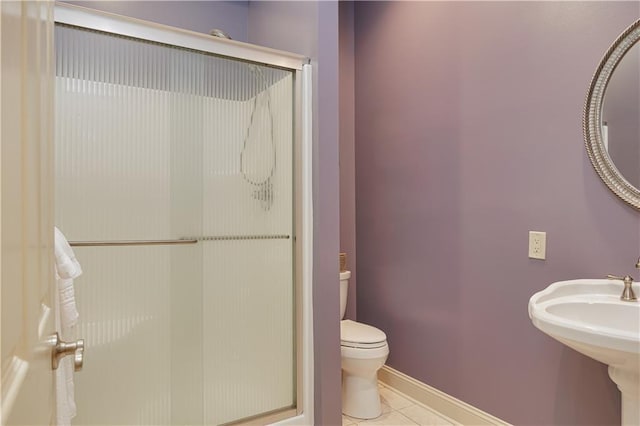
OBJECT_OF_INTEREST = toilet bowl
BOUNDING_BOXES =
[340,271,389,419]
[341,319,389,419]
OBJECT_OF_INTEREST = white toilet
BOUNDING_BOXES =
[340,271,389,419]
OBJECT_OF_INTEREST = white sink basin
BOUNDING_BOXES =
[529,279,639,367]
[529,279,640,425]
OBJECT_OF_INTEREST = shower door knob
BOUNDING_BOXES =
[50,332,84,371]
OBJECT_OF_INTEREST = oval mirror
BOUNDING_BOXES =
[584,19,640,210]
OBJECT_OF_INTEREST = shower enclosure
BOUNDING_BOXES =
[53,4,312,425]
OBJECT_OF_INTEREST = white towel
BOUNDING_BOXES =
[54,227,82,426]
[54,227,82,328]
[54,227,82,280]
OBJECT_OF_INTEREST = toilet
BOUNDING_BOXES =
[340,271,389,419]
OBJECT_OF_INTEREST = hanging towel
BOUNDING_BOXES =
[54,227,82,426]
[54,227,82,328]
[54,228,82,278]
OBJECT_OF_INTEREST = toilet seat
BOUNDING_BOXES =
[341,319,387,349]
[341,342,389,360]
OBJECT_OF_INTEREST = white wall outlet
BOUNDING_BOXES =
[529,231,546,260]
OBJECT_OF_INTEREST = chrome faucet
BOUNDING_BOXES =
[607,257,639,302]
[607,275,637,302]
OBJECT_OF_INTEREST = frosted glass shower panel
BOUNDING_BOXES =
[55,24,295,425]
[55,26,178,426]
[202,67,294,424]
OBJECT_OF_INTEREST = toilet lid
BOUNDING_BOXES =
[340,320,387,346]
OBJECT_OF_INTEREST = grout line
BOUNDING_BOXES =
[396,409,420,425]
[378,380,456,426]
[344,381,454,426]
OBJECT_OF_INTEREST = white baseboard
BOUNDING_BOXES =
[378,365,511,426]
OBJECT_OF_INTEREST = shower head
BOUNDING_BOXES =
[209,29,262,84]
[209,28,232,40]
[209,28,262,75]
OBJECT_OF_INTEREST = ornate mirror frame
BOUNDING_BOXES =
[584,19,640,210]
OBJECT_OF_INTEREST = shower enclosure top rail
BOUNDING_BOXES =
[69,235,291,247]
[54,2,310,71]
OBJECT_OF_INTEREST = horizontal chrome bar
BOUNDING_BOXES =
[69,239,198,247]
[196,234,290,241]
[69,235,291,247]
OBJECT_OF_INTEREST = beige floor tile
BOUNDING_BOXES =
[343,415,357,426]
[343,402,392,424]
[356,410,418,425]
[398,405,454,426]
[379,386,415,410]
[344,413,362,424]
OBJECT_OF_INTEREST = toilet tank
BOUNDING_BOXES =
[340,271,351,319]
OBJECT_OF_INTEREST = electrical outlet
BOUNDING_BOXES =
[529,231,546,260]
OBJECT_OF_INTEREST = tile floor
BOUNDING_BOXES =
[342,382,455,426]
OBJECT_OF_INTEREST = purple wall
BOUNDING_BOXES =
[353,2,639,425]
[339,1,357,320]
[62,1,249,41]
[249,3,342,425]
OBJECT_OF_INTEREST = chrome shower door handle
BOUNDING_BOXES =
[51,332,84,371]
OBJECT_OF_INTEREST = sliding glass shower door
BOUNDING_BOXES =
[54,23,296,425]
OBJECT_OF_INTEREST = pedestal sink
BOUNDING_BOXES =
[528,279,640,425]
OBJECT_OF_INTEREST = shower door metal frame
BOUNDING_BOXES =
[53,3,314,425]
